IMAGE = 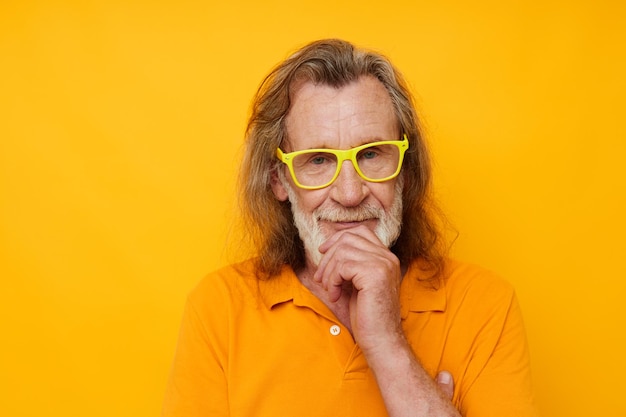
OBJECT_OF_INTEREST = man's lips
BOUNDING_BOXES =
[319,218,377,230]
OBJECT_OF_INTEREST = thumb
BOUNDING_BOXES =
[436,370,454,400]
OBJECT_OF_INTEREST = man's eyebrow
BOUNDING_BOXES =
[283,135,394,152]
[350,137,390,147]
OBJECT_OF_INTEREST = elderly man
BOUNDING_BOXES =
[162,39,536,417]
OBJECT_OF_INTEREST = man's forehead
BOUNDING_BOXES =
[288,75,387,102]
[284,77,399,150]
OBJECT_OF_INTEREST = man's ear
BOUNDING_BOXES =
[270,168,289,202]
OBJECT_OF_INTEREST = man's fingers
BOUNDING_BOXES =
[317,224,382,253]
[436,370,454,400]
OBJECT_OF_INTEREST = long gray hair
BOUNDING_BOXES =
[238,39,446,284]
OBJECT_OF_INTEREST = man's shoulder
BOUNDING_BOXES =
[440,258,516,310]
[187,258,295,309]
[443,258,513,289]
[188,258,262,303]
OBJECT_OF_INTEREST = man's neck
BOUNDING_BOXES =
[296,265,354,334]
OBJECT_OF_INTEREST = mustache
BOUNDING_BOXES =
[315,205,384,222]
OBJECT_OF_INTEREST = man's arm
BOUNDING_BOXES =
[315,225,461,417]
[367,337,460,417]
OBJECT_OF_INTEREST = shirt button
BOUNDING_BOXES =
[330,325,341,336]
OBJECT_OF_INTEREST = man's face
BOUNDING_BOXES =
[271,76,403,266]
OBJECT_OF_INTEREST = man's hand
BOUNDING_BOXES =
[312,225,460,417]
[437,371,455,400]
[313,224,403,355]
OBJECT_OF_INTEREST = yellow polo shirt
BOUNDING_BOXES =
[162,258,537,416]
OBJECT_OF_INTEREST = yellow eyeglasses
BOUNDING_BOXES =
[276,134,409,190]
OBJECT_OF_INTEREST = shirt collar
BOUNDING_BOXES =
[258,265,300,309]
[400,260,447,317]
[259,261,447,316]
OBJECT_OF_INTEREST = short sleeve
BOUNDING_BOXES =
[161,294,230,417]
[460,293,538,417]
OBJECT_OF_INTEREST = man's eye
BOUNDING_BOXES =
[310,156,328,165]
[362,150,378,159]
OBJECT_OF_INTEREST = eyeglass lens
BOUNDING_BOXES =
[291,143,401,187]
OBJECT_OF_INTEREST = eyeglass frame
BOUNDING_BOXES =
[275,134,409,190]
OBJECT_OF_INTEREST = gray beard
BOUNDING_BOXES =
[282,177,403,267]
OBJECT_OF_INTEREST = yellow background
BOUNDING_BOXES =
[1,1,624,416]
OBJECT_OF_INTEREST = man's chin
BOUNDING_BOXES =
[304,246,323,268]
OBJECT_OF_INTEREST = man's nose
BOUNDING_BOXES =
[329,160,369,207]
